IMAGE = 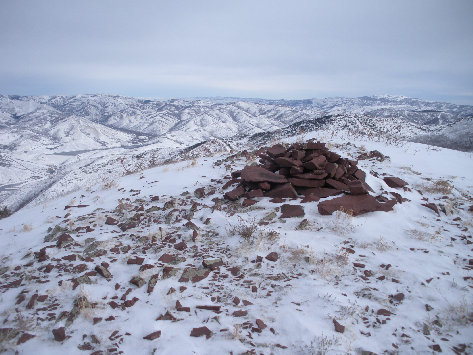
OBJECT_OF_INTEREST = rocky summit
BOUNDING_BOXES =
[224,141,399,216]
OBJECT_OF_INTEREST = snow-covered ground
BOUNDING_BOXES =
[1,129,472,354]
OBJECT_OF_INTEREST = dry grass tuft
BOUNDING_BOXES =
[421,179,454,195]
[22,224,33,232]
[227,217,259,243]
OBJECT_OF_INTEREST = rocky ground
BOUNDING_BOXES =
[0,132,472,354]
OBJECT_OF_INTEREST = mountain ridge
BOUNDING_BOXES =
[1,94,472,212]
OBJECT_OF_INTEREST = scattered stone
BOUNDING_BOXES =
[202,258,223,270]
[179,268,210,283]
[422,203,440,216]
[384,176,408,188]
[194,187,205,198]
[147,274,159,294]
[232,310,248,317]
[157,311,177,321]
[105,217,118,225]
[333,319,345,333]
[224,186,246,201]
[280,204,305,218]
[174,241,187,251]
[392,293,405,302]
[242,198,257,207]
[376,309,392,316]
[17,333,35,345]
[429,344,442,352]
[127,257,144,265]
[265,252,279,262]
[56,233,75,248]
[0,328,20,343]
[190,326,212,339]
[95,265,112,280]
[348,180,370,195]
[143,330,161,340]
[52,327,66,342]
[130,276,146,288]
[256,319,267,330]
[176,300,190,312]
[26,294,38,309]
[196,305,221,312]
[162,266,179,279]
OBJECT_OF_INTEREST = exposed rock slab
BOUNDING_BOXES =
[318,195,396,216]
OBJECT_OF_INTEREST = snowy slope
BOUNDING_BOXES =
[0,129,472,354]
[1,94,472,213]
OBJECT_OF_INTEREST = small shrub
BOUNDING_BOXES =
[421,179,453,195]
[0,206,11,220]
[227,217,259,243]
[328,210,355,236]
[22,224,33,232]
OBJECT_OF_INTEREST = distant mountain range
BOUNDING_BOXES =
[1,94,472,211]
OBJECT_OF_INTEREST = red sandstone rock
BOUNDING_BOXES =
[264,183,298,198]
[326,179,348,191]
[265,252,279,261]
[174,241,187,251]
[303,155,327,170]
[293,172,328,180]
[190,326,212,339]
[259,182,271,190]
[288,178,325,188]
[274,157,302,167]
[306,142,326,150]
[127,257,144,265]
[348,180,369,195]
[422,203,440,216]
[384,176,408,188]
[233,310,248,317]
[318,195,396,216]
[52,327,66,342]
[143,330,161,340]
[56,234,74,248]
[377,309,393,316]
[17,333,35,345]
[247,189,263,198]
[290,166,304,175]
[299,187,342,198]
[241,166,288,183]
[354,169,366,181]
[324,162,337,177]
[242,199,257,207]
[280,204,305,218]
[266,144,287,158]
[326,151,341,163]
[301,194,320,203]
[333,319,345,333]
[224,185,245,201]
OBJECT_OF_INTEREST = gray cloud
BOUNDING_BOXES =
[1,0,473,103]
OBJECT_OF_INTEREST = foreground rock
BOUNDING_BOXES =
[318,195,397,216]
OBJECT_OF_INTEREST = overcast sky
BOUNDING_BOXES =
[1,0,472,104]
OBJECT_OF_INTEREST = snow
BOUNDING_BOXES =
[0,127,472,353]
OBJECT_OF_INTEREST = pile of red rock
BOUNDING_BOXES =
[224,141,405,216]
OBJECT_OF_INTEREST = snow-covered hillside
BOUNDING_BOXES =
[0,128,472,354]
[0,94,472,213]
